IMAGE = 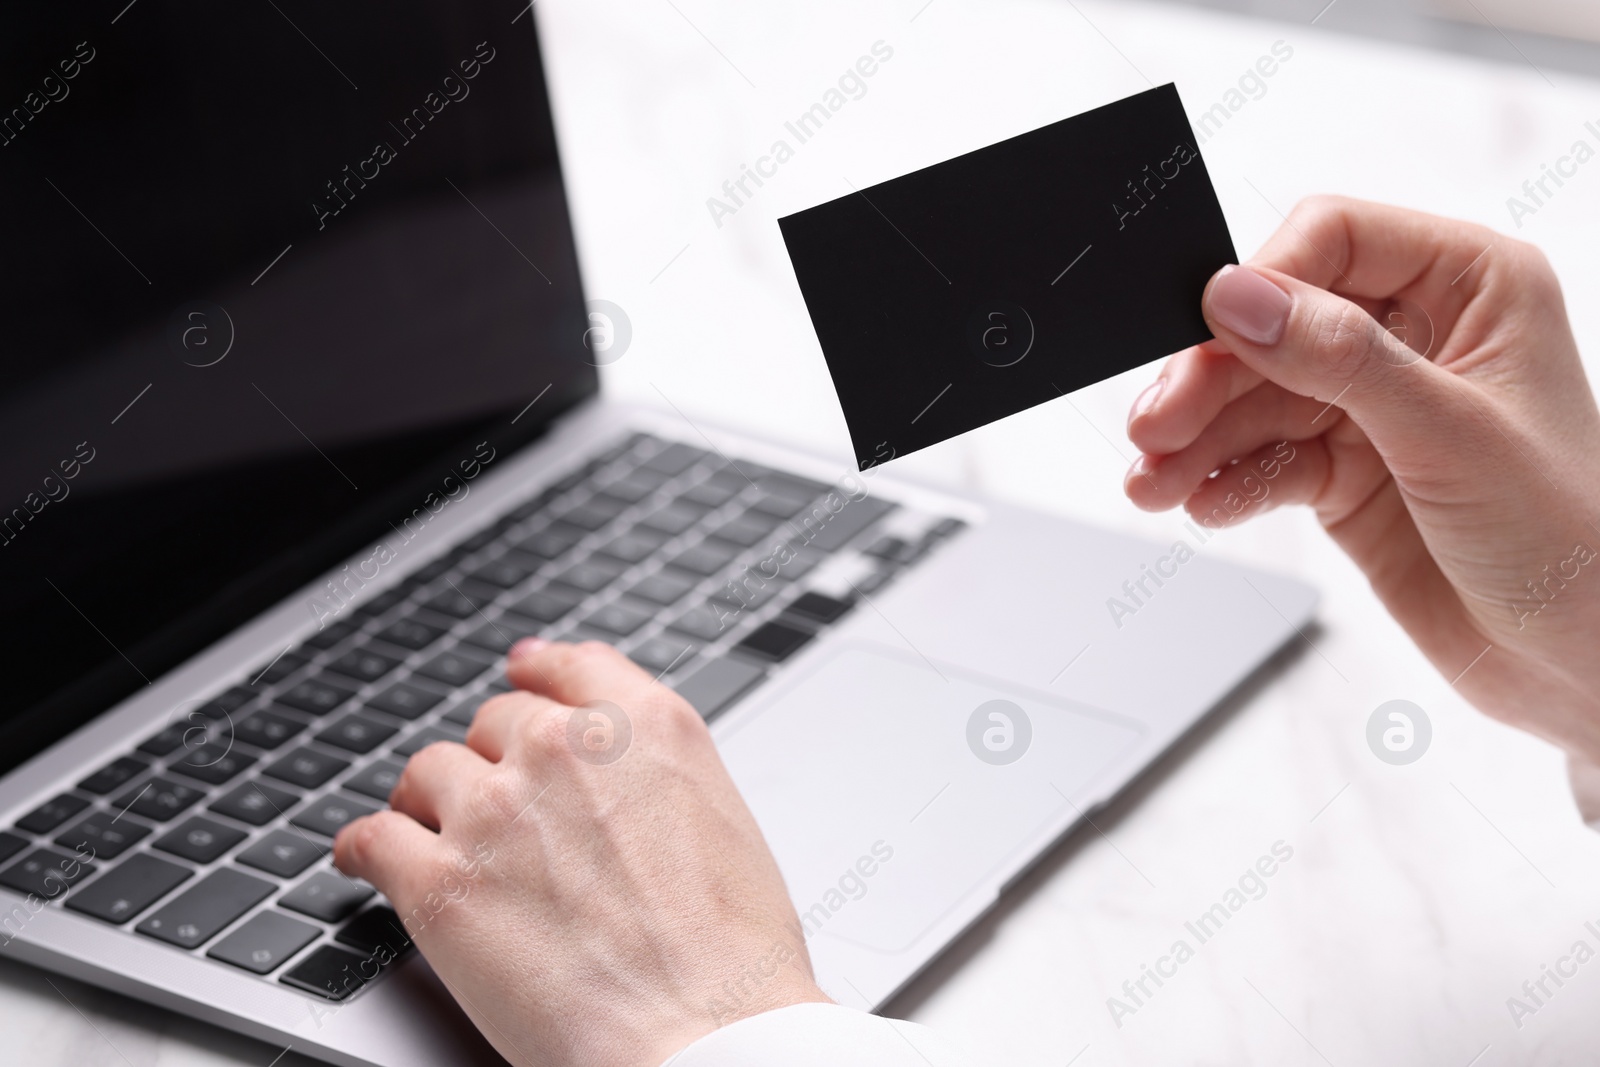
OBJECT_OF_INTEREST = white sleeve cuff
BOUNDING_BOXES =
[666,1002,984,1067]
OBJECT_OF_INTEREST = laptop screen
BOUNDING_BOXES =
[0,3,596,770]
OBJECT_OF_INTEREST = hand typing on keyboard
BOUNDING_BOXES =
[1123,196,1600,818]
[332,638,830,1067]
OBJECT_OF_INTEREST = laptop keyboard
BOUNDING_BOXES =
[0,431,966,1002]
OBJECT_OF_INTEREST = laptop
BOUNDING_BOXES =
[0,4,1316,1064]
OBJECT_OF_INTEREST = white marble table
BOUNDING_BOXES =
[11,0,1600,1063]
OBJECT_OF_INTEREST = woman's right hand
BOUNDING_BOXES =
[1122,196,1600,809]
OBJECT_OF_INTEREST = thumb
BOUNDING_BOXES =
[1200,264,1472,463]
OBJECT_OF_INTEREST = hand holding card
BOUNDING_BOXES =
[778,83,1236,469]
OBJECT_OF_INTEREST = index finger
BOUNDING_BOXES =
[505,638,658,707]
[1249,194,1500,302]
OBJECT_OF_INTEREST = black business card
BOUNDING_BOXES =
[778,83,1236,470]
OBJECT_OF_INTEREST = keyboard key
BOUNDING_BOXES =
[669,540,740,577]
[55,813,151,860]
[600,473,660,504]
[639,503,703,536]
[640,442,706,476]
[467,560,532,589]
[774,549,823,581]
[280,870,374,922]
[263,748,351,790]
[77,755,152,796]
[326,648,403,684]
[169,743,257,786]
[392,725,466,758]
[627,570,699,606]
[137,723,192,757]
[784,591,854,625]
[552,557,625,594]
[557,494,630,531]
[0,832,27,866]
[316,714,399,755]
[343,760,405,802]
[440,696,483,727]
[210,781,300,826]
[419,588,487,619]
[714,513,783,548]
[460,614,539,655]
[237,829,328,877]
[208,910,320,974]
[253,650,310,686]
[65,853,192,924]
[508,588,581,624]
[0,848,95,899]
[281,944,370,1000]
[115,778,204,822]
[711,581,780,613]
[277,677,358,717]
[735,620,815,663]
[513,523,585,562]
[152,816,248,864]
[804,497,894,552]
[414,648,495,688]
[749,488,815,519]
[600,527,669,564]
[706,457,772,484]
[629,635,699,676]
[863,535,917,564]
[759,471,828,498]
[670,603,733,642]
[582,601,655,638]
[302,618,361,651]
[136,868,275,949]
[336,905,414,959]
[16,793,90,835]
[680,478,741,509]
[365,681,445,721]
[200,686,261,719]
[291,794,381,839]
[670,657,766,722]
[355,587,409,618]
[373,617,447,651]
[235,709,308,750]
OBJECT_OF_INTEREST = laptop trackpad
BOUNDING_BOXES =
[716,643,1144,955]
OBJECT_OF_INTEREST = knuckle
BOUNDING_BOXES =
[644,690,708,738]
[514,701,569,757]
[464,771,523,825]
[1510,240,1561,292]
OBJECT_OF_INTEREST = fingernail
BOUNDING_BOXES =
[1207,265,1291,346]
[1129,453,1156,479]
[510,637,548,661]
[1129,379,1164,427]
